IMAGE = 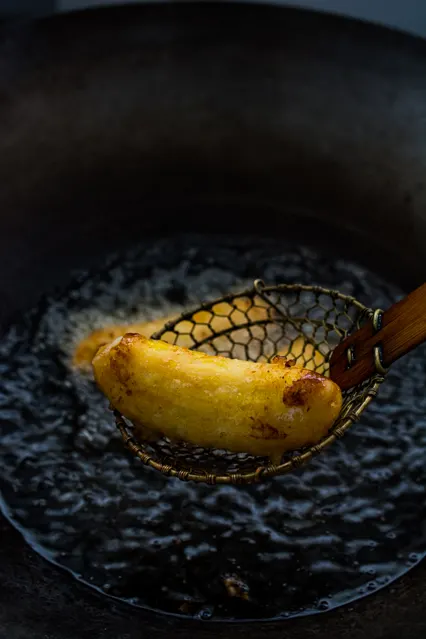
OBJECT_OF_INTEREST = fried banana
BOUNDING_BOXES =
[72,316,172,371]
[72,296,271,371]
[278,338,327,373]
[93,334,342,463]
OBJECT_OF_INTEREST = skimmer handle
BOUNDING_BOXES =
[329,282,426,390]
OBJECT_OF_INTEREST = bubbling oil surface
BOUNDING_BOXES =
[0,235,425,621]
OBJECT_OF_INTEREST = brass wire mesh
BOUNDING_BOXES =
[114,281,385,485]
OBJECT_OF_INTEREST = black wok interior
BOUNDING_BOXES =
[1,3,426,638]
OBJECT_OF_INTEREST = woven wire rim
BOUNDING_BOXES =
[114,282,385,485]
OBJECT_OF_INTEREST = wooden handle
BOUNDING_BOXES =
[329,283,426,390]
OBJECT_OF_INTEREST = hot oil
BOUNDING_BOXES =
[0,235,425,621]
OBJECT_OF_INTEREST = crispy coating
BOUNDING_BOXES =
[282,339,327,373]
[93,334,342,462]
[72,317,171,372]
[71,297,270,371]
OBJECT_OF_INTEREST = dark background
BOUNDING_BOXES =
[2,0,426,41]
[0,0,54,16]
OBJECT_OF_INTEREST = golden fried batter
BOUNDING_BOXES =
[72,297,270,371]
[72,316,171,372]
[93,334,342,463]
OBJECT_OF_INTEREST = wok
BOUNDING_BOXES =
[1,3,426,638]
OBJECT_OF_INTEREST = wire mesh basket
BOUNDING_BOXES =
[115,280,385,484]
